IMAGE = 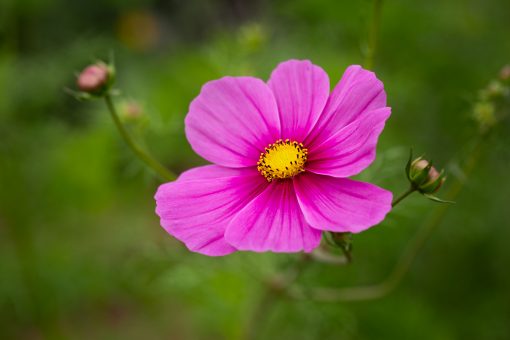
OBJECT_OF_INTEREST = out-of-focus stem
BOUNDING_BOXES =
[104,94,176,182]
[310,246,349,265]
[364,0,383,70]
[288,138,485,302]
[244,254,310,340]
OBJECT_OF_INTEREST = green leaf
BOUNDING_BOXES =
[424,194,456,204]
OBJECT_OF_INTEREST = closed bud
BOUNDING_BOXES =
[119,100,143,121]
[407,157,446,194]
[500,65,510,82]
[486,80,505,98]
[473,101,496,132]
[118,100,149,128]
[324,232,353,263]
[238,23,267,53]
[76,62,113,95]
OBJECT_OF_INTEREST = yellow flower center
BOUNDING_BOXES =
[257,139,308,182]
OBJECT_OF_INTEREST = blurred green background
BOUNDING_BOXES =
[1,0,510,339]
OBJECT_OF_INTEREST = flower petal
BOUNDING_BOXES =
[225,180,322,253]
[155,166,268,256]
[185,77,281,167]
[305,65,387,147]
[306,107,391,177]
[268,60,330,141]
[294,173,392,233]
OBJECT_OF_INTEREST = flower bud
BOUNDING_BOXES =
[407,157,446,194]
[500,65,510,82]
[238,23,267,53]
[119,100,148,128]
[473,101,496,132]
[486,80,505,98]
[77,63,112,94]
[326,232,352,263]
[120,101,143,120]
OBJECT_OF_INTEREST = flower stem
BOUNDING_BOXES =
[364,0,383,70]
[104,94,176,182]
[245,288,278,340]
[392,186,416,207]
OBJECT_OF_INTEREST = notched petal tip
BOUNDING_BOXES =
[268,59,330,142]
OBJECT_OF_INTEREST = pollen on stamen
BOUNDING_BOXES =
[257,139,308,182]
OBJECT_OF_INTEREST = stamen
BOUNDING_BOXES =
[257,139,308,182]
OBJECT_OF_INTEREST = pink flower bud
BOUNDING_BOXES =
[500,65,510,81]
[409,159,445,194]
[413,159,439,178]
[77,64,109,93]
[124,102,142,119]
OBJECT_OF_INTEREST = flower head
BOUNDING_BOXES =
[155,60,393,255]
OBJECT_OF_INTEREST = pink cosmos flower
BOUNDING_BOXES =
[155,60,393,256]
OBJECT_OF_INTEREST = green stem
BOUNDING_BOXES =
[364,0,383,70]
[104,94,176,182]
[392,186,416,207]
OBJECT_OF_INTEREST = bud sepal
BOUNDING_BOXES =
[324,232,353,263]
